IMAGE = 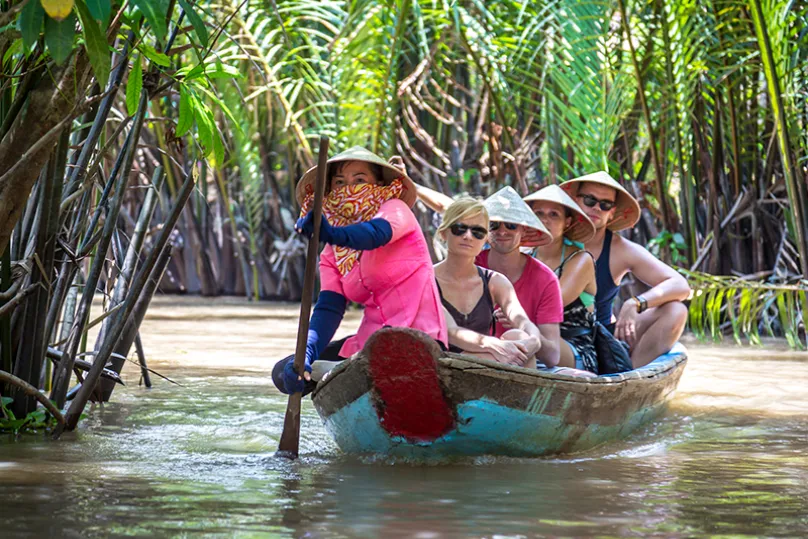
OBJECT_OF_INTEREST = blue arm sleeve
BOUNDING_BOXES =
[306,290,347,363]
[326,218,393,251]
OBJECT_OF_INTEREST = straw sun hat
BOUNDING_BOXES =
[295,146,417,208]
[523,184,596,243]
[558,171,641,232]
[483,186,553,247]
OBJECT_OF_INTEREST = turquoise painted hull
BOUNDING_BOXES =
[312,336,687,458]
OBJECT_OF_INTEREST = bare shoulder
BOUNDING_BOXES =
[486,270,517,302]
[563,249,596,278]
[612,233,652,267]
[613,233,682,284]
[487,269,513,290]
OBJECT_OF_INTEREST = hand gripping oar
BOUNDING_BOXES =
[277,135,329,459]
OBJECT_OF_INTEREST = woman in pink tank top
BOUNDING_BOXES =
[272,147,447,395]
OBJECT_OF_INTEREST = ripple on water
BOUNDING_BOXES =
[0,298,806,538]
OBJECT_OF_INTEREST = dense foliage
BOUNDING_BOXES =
[0,0,805,432]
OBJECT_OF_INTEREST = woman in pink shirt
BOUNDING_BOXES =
[272,147,448,395]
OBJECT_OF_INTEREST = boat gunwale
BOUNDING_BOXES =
[313,342,687,397]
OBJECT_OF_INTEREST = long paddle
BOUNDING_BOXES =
[277,135,329,459]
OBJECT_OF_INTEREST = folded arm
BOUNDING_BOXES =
[489,273,560,367]
[443,307,530,366]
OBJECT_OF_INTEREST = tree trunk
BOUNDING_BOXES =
[0,54,89,254]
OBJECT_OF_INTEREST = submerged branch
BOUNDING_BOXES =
[0,369,65,426]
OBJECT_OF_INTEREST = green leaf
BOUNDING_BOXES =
[76,0,110,88]
[18,0,45,51]
[139,44,171,67]
[44,12,76,65]
[196,85,242,134]
[191,93,212,152]
[204,62,241,79]
[725,288,741,345]
[126,55,143,116]
[85,0,111,27]
[178,0,208,47]
[212,129,225,167]
[177,85,194,136]
[130,0,169,43]
[183,63,206,81]
[0,396,13,407]
[4,36,22,64]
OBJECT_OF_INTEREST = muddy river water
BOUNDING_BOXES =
[1,296,807,537]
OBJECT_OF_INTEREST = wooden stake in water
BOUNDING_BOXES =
[277,135,329,459]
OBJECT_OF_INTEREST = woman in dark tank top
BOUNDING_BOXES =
[436,266,495,337]
[433,198,544,368]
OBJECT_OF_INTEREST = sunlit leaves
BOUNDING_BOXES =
[41,0,75,21]
[44,12,76,64]
[682,269,806,350]
[126,55,143,115]
[139,44,171,66]
[76,0,110,87]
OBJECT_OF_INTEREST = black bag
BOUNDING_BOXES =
[593,321,633,374]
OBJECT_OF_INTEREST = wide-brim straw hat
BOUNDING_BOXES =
[523,184,596,243]
[484,186,553,247]
[558,171,641,232]
[295,146,417,208]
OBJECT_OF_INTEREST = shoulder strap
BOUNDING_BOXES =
[557,248,595,277]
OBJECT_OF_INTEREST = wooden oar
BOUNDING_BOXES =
[277,135,329,459]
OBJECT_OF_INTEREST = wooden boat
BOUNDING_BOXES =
[311,327,687,458]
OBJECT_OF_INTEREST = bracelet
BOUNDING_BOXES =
[634,295,648,314]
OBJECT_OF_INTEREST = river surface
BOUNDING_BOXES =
[1,296,807,538]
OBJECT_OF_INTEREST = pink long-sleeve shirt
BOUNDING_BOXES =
[320,198,448,357]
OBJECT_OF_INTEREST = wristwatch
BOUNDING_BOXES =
[634,295,648,314]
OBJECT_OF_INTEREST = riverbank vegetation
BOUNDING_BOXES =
[0,0,805,433]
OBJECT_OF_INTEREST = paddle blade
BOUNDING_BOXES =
[277,393,302,458]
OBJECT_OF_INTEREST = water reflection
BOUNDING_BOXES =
[0,297,806,537]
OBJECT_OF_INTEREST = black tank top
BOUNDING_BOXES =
[436,266,496,336]
[595,229,620,327]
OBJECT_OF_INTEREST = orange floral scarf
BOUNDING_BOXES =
[300,180,404,275]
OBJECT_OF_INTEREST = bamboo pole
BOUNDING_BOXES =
[57,166,197,435]
[50,90,150,409]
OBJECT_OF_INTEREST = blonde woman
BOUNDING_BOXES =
[433,198,543,368]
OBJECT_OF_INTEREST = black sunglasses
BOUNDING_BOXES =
[489,222,518,231]
[579,194,616,211]
[450,223,487,240]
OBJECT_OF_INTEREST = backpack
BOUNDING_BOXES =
[593,321,633,374]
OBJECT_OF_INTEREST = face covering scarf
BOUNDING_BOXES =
[300,179,404,275]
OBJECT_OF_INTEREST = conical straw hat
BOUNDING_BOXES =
[483,186,553,247]
[558,171,641,232]
[295,146,417,208]
[523,184,596,243]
